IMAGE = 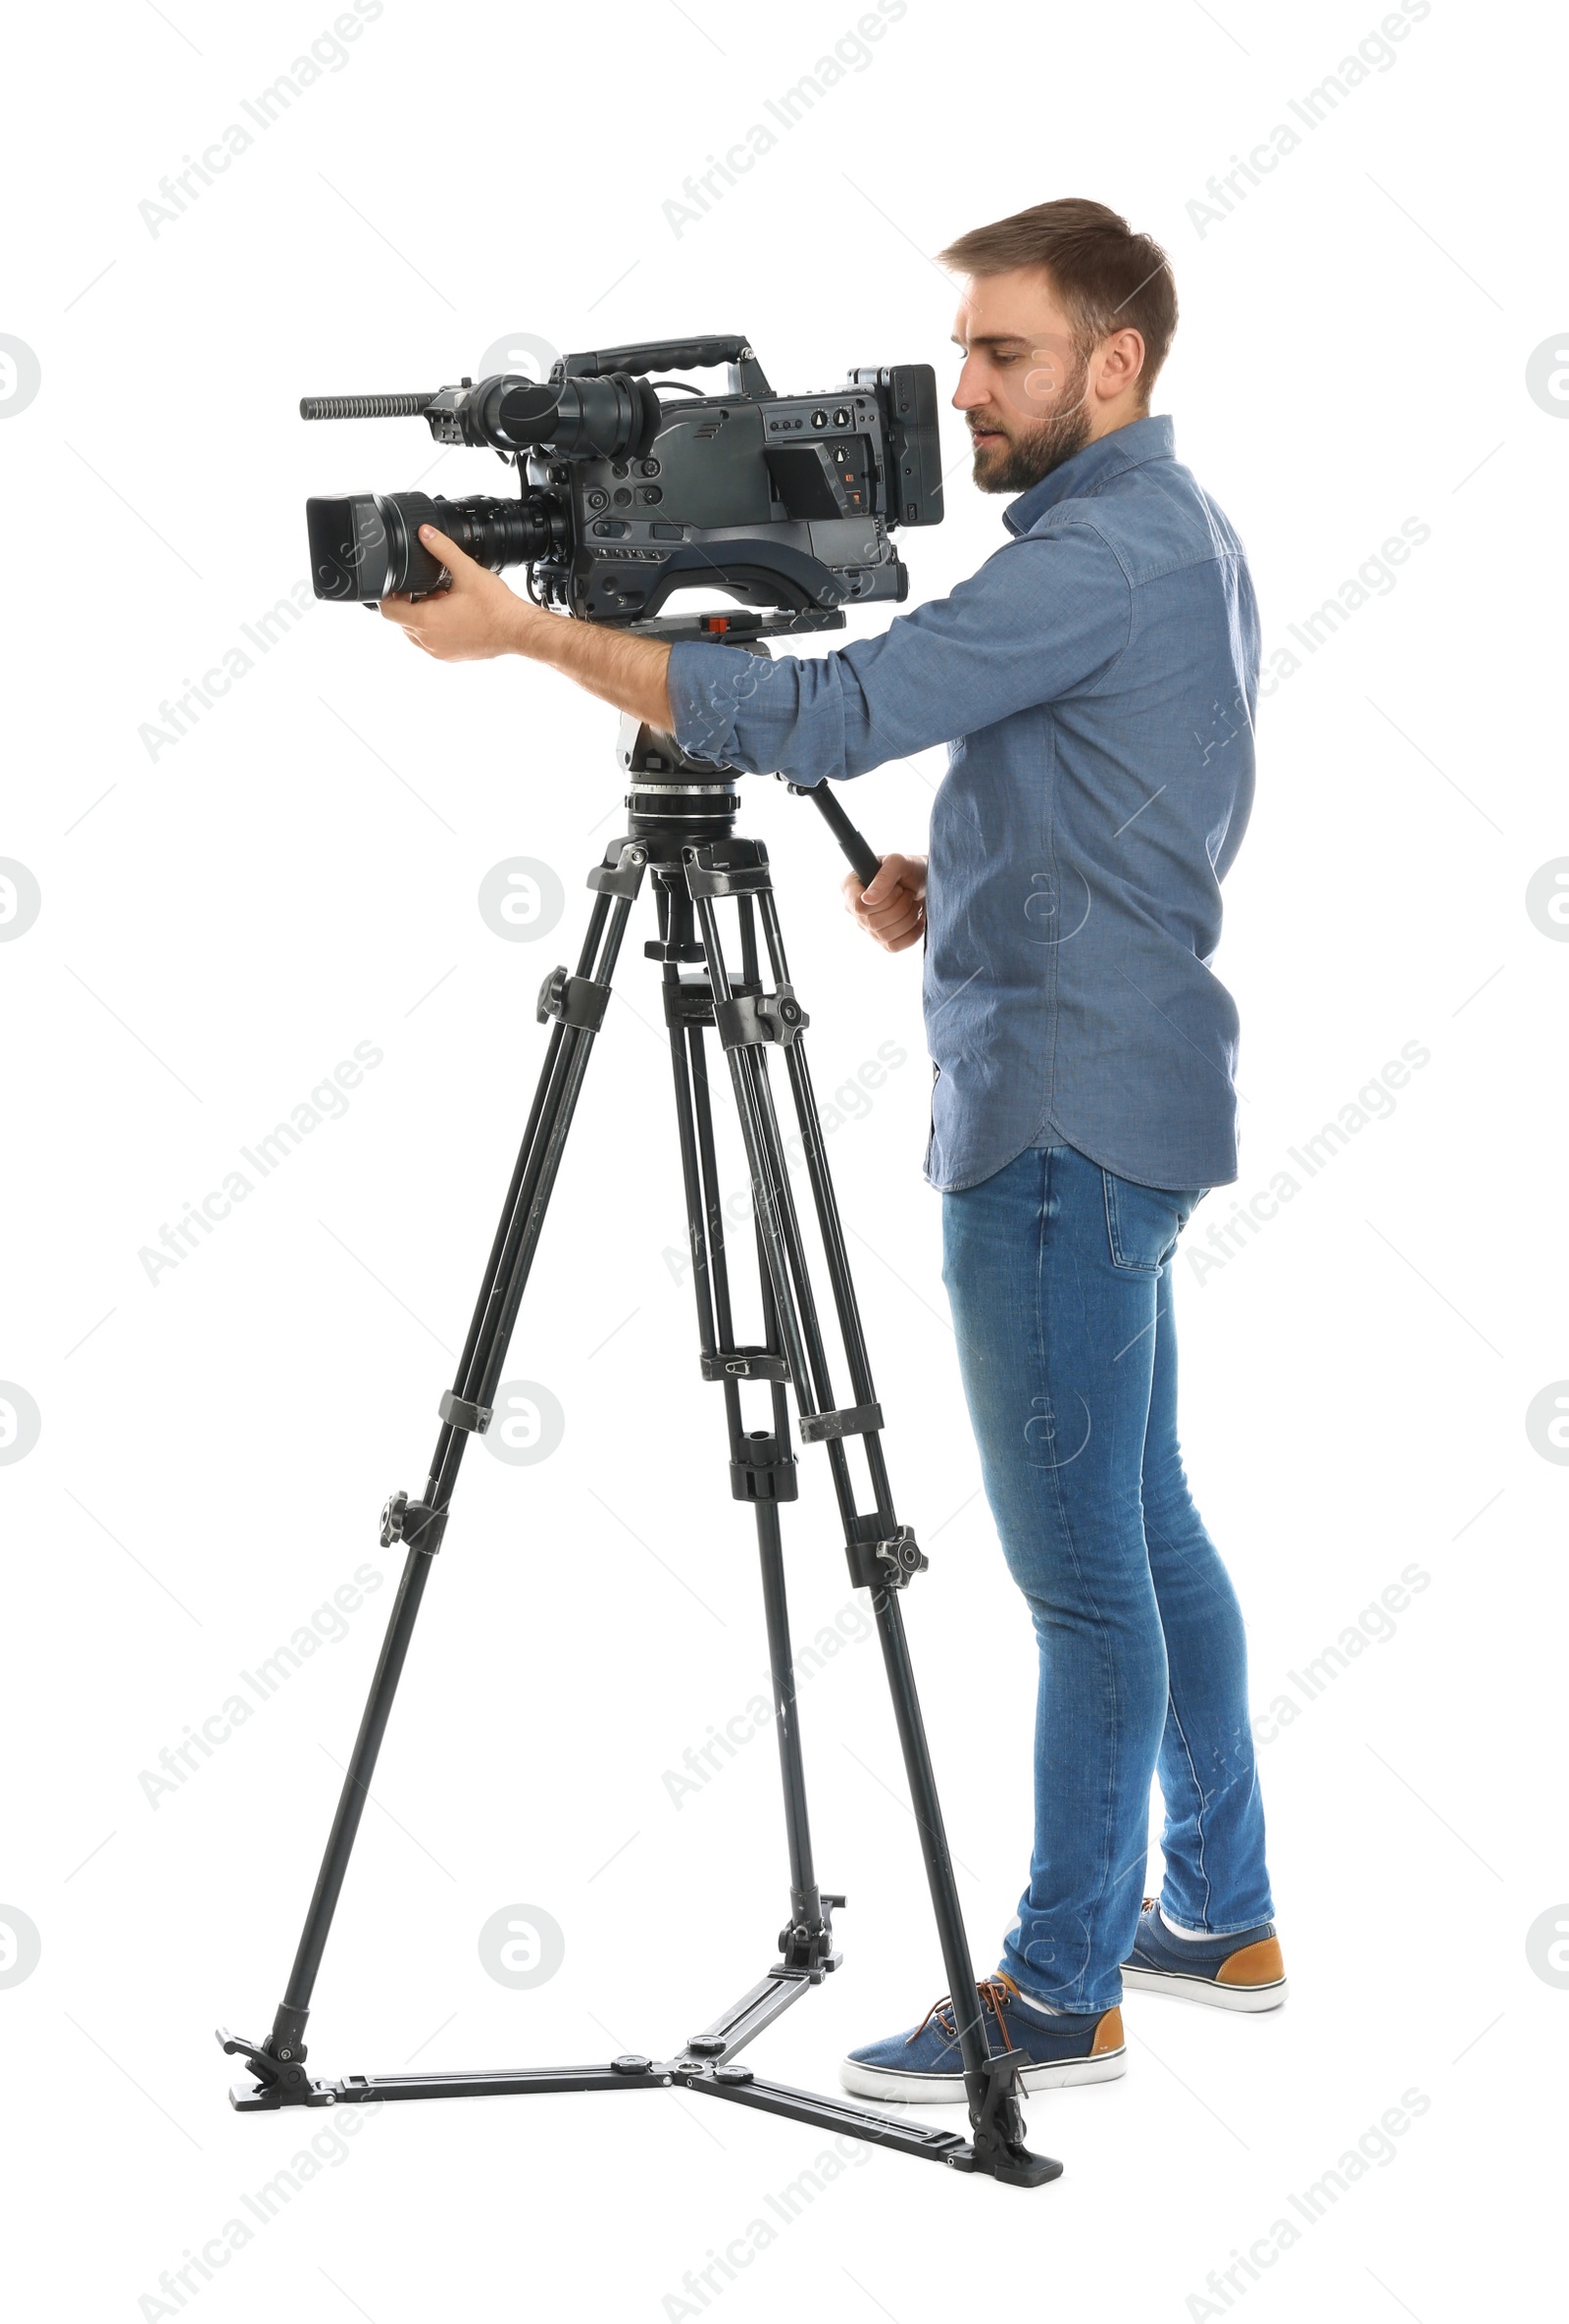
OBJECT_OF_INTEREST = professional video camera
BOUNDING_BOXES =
[302,334,941,630]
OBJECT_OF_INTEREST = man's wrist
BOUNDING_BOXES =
[508,599,553,659]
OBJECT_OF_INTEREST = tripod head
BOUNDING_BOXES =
[613,608,883,889]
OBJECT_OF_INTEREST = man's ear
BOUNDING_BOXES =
[1095,328,1145,402]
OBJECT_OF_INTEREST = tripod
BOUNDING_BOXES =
[219,677,1060,2188]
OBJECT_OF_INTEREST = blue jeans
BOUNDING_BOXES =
[941,1142,1273,2013]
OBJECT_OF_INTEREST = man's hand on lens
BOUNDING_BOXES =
[378,522,678,731]
[380,525,538,661]
[842,853,928,953]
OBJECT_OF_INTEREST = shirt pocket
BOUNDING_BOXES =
[1101,1170,1201,1273]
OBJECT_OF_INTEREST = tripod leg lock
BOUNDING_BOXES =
[798,1401,884,1445]
[380,1489,448,1555]
[437,1390,492,1435]
[729,1428,799,1504]
[714,985,808,1050]
[701,1347,790,1385]
[844,1522,928,1592]
[536,966,610,1032]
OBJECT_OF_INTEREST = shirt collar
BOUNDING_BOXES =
[1001,413,1175,534]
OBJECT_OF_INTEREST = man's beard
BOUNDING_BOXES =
[969,357,1094,493]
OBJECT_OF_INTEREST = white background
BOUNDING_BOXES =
[2,2,1564,2317]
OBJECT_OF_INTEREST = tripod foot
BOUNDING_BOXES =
[951,2048,1064,2187]
[217,2024,316,2109]
[957,2137,1064,2188]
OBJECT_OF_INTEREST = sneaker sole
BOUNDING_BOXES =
[1121,1964,1288,2013]
[838,2046,1127,2105]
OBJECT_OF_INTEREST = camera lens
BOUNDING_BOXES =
[306,489,553,602]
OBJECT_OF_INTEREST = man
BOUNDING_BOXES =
[381,196,1284,2104]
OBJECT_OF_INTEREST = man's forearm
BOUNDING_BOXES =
[515,604,675,733]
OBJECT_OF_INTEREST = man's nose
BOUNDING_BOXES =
[952,362,989,413]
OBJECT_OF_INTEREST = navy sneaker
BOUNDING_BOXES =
[839,1972,1126,2103]
[1122,1898,1287,2011]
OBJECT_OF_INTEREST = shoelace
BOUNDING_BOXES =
[907,1970,1023,2047]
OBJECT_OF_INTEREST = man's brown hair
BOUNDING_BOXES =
[937,197,1178,407]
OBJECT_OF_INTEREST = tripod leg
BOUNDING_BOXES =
[681,841,1056,2186]
[664,953,829,1961]
[750,883,983,2032]
[244,845,647,2090]
[753,1503,825,1952]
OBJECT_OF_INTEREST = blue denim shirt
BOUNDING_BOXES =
[665,415,1258,1193]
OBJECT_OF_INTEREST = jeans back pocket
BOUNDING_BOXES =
[1102,1170,1202,1274]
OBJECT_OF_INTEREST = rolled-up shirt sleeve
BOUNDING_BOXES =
[663,517,1133,785]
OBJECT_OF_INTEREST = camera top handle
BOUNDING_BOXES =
[560,337,775,400]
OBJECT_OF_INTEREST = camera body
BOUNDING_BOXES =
[303,336,942,629]
[527,348,941,626]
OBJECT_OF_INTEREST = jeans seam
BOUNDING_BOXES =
[1037,1146,1121,2009]
[1163,1687,1213,1927]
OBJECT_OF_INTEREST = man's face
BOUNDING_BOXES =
[950,268,1099,494]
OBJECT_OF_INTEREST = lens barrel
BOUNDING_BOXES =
[306,489,554,601]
